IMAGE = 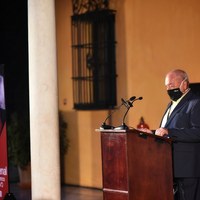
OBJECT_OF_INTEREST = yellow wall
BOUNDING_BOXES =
[56,0,200,188]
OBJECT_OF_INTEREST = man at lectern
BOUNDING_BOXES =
[154,69,200,200]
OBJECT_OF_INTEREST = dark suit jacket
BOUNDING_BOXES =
[162,90,200,178]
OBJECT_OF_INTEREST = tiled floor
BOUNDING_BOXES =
[9,183,103,200]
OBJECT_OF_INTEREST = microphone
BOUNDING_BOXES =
[115,96,143,130]
[130,96,143,105]
[121,96,136,108]
[100,105,122,130]
[100,96,136,130]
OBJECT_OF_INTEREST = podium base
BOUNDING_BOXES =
[114,123,129,130]
[100,123,115,130]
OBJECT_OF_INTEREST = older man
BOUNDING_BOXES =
[155,69,200,200]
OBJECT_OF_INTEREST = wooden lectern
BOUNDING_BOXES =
[99,129,174,200]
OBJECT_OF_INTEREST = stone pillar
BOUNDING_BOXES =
[28,0,61,199]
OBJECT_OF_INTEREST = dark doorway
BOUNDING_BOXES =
[0,1,29,120]
[190,83,200,96]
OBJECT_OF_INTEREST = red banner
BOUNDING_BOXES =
[0,125,8,199]
[0,65,8,199]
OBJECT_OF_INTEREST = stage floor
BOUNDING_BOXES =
[9,183,103,200]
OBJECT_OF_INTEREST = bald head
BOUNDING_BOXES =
[166,69,189,82]
[165,69,190,94]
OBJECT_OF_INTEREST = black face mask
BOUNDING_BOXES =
[167,88,183,101]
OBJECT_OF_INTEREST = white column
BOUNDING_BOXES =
[28,0,61,199]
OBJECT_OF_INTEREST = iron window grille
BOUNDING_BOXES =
[71,9,117,110]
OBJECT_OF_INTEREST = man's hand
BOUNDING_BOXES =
[155,128,168,136]
[136,128,153,134]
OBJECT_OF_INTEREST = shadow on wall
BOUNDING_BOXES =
[62,110,103,188]
[61,110,80,185]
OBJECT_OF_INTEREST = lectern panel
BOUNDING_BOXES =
[127,132,173,200]
[101,133,128,191]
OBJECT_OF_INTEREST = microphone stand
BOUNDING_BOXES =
[115,103,132,130]
[114,97,143,130]
[100,104,123,130]
[100,98,133,130]
[100,96,140,130]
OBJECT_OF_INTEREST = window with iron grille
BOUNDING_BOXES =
[71,9,117,110]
